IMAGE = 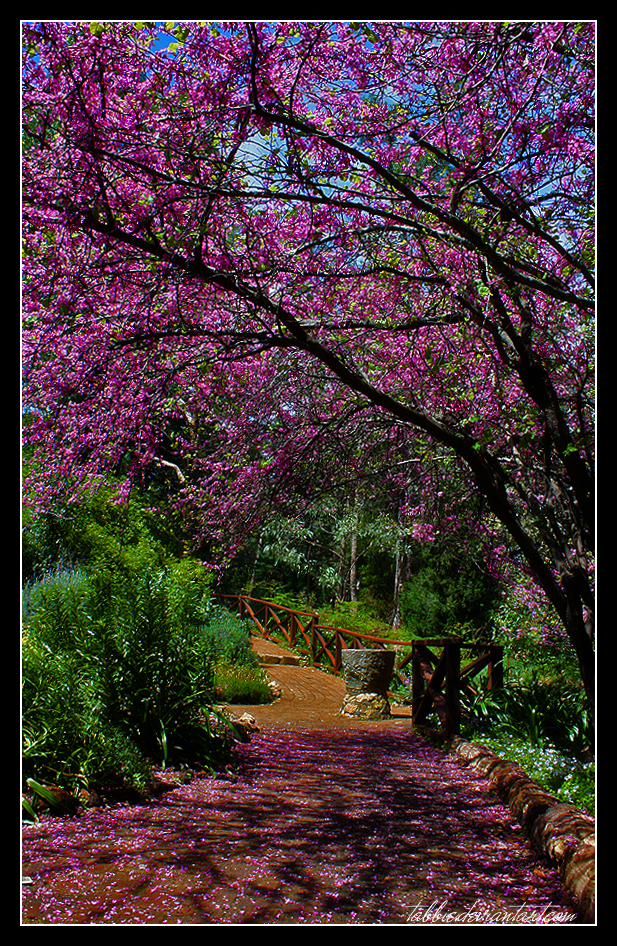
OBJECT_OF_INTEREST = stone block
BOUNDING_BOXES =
[341,648,395,696]
[340,691,391,720]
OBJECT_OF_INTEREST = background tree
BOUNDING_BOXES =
[22,21,595,718]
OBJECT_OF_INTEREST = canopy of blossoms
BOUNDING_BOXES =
[22,21,595,709]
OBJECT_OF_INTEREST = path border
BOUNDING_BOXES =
[447,736,595,923]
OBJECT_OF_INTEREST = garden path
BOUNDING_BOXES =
[219,634,416,731]
[21,636,581,925]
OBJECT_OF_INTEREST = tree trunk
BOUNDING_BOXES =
[350,504,359,603]
[391,495,408,628]
[249,533,263,591]
[392,546,403,629]
[563,586,595,745]
[338,533,347,602]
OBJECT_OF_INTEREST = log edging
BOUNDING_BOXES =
[447,736,595,923]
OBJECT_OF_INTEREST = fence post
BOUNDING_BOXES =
[335,630,342,674]
[310,617,317,664]
[487,645,504,691]
[411,642,424,721]
[445,639,461,737]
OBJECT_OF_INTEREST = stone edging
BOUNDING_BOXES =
[447,736,595,924]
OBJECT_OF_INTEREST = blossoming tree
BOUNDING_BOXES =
[22,21,595,715]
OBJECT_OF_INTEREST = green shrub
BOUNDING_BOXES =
[400,538,499,640]
[22,481,174,583]
[246,581,312,614]
[86,569,219,765]
[462,667,592,752]
[461,663,594,815]
[316,600,394,638]
[22,565,240,797]
[201,608,258,666]
[80,725,154,796]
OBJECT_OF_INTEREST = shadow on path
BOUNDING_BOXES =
[22,728,579,924]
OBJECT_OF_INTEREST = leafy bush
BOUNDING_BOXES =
[460,664,594,815]
[316,599,394,638]
[22,565,252,798]
[462,662,592,753]
[200,605,274,702]
[22,481,175,583]
[246,580,313,613]
[202,607,260,666]
[400,538,499,640]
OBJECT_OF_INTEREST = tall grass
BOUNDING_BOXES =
[214,662,273,704]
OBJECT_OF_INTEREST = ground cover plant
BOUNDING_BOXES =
[205,606,273,703]
[214,662,273,705]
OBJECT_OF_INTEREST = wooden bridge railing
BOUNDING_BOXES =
[217,594,503,738]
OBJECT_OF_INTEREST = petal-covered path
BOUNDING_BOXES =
[22,639,580,925]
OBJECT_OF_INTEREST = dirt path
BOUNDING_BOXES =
[22,636,581,925]
[219,635,415,731]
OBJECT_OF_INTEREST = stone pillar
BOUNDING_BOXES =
[340,648,395,719]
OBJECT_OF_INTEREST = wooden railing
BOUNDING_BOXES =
[217,594,503,738]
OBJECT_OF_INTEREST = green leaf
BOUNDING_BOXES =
[159,720,168,767]
[26,778,74,814]
[174,25,190,43]
[22,796,39,822]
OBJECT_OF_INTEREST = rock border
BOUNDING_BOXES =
[447,736,595,924]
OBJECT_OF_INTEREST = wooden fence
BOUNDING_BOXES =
[217,594,503,738]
